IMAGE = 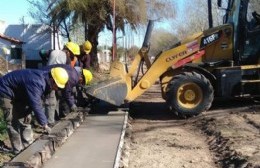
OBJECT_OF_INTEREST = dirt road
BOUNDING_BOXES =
[122,84,260,168]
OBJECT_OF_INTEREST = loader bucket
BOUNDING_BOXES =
[85,78,127,106]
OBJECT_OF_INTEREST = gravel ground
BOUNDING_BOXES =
[1,60,260,167]
[121,84,260,168]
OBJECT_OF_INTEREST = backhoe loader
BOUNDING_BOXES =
[86,0,260,117]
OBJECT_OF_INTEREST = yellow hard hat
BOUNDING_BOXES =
[82,69,93,85]
[51,67,69,88]
[65,42,80,55]
[83,41,92,54]
[2,47,9,55]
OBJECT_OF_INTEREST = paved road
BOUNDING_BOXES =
[43,111,126,168]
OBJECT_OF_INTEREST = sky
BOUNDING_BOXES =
[0,0,33,24]
[0,0,183,48]
[0,0,141,47]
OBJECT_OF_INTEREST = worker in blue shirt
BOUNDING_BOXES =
[0,67,69,154]
[41,64,93,124]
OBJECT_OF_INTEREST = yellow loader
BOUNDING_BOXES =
[86,0,260,117]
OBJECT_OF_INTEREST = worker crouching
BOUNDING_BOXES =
[42,64,93,124]
[0,67,69,154]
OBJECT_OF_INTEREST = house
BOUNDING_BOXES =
[0,33,25,58]
[96,49,112,71]
[0,32,25,74]
[0,20,63,68]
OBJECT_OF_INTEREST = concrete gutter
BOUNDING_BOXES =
[113,112,128,168]
[3,112,86,168]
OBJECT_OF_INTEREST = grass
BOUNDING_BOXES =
[0,109,8,141]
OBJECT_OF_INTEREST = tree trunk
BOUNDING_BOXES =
[87,24,102,70]
[84,22,88,40]
[113,28,117,61]
[62,20,71,41]
[53,23,56,49]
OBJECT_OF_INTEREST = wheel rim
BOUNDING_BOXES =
[177,82,203,109]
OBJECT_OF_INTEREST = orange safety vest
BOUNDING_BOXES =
[70,57,78,67]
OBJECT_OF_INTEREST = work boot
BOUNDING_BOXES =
[0,140,12,153]
[20,123,34,148]
[7,125,23,155]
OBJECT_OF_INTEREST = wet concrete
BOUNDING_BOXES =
[3,112,84,168]
[43,111,126,168]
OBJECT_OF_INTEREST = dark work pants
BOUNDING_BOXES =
[0,97,33,154]
[44,90,59,124]
[74,86,88,107]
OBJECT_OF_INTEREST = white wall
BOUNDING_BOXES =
[0,20,7,34]
[3,24,63,61]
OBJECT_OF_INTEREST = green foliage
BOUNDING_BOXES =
[116,46,125,59]
[149,29,179,57]
[127,45,139,60]
[0,109,7,140]
[29,0,177,67]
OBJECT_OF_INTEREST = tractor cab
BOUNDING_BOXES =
[219,0,260,65]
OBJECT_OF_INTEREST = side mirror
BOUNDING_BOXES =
[217,0,222,7]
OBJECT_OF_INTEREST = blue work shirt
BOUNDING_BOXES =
[41,64,80,107]
[0,69,51,126]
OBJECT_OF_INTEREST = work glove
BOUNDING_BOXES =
[43,124,52,134]
[70,104,78,112]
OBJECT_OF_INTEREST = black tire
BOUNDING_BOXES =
[166,72,214,117]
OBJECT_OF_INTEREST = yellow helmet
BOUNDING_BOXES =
[83,41,92,54]
[51,67,69,88]
[65,42,80,55]
[2,47,9,55]
[82,69,93,85]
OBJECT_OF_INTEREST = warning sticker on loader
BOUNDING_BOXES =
[186,41,199,52]
[200,30,222,48]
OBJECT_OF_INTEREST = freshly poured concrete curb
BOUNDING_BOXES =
[113,112,128,168]
[3,112,85,168]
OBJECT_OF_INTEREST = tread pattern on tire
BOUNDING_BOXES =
[166,71,214,117]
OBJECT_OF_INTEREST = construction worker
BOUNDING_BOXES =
[47,41,80,67]
[73,67,93,108]
[42,64,93,124]
[73,41,93,108]
[39,42,80,67]
[0,67,69,154]
[39,49,52,66]
[78,40,92,69]
[60,66,93,116]
[43,42,80,125]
